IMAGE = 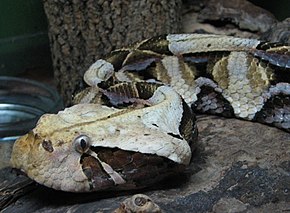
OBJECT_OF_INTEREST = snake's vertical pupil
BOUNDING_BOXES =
[80,138,87,150]
[74,135,91,153]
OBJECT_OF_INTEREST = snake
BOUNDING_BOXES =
[10,34,290,192]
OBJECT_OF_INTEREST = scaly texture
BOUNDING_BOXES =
[11,34,290,192]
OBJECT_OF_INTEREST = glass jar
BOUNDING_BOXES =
[0,76,63,142]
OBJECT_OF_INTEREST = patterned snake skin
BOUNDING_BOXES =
[10,34,290,192]
[82,34,290,131]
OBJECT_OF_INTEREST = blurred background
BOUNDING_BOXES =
[0,0,52,80]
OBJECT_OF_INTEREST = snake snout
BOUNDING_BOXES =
[10,131,36,170]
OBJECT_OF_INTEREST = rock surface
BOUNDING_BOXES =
[0,115,289,212]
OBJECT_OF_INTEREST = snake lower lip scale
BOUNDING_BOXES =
[10,34,290,192]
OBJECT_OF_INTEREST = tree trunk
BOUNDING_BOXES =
[43,0,182,105]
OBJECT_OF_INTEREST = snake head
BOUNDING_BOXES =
[10,85,196,192]
[10,119,93,192]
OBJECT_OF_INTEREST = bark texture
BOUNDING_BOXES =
[43,0,182,105]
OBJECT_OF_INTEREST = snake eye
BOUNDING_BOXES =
[74,135,91,153]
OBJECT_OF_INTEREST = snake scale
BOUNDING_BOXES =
[11,34,290,192]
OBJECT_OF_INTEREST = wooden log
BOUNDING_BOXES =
[43,0,182,105]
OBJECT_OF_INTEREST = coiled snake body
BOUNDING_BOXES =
[11,34,290,192]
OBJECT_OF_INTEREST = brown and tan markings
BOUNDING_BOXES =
[10,34,290,192]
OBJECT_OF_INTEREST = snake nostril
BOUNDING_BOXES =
[42,140,54,153]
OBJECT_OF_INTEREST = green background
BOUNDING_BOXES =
[0,0,51,76]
